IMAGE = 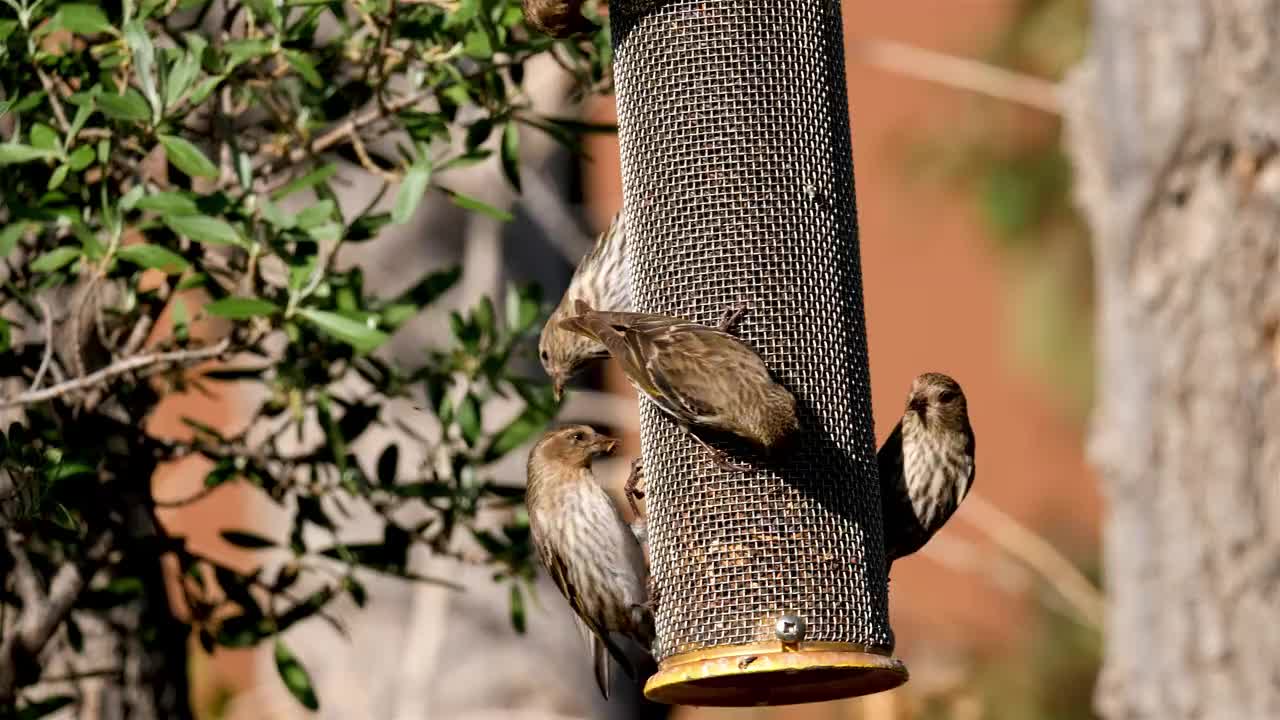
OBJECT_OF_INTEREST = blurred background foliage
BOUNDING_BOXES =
[0,0,611,714]
[906,0,1093,421]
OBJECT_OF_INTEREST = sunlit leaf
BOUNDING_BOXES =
[56,5,112,35]
[392,162,432,225]
[165,215,244,246]
[297,308,389,354]
[117,243,190,273]
[30,246,81,273]
[159,135,218,178]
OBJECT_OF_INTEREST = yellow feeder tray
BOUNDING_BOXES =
[645,641,908,707]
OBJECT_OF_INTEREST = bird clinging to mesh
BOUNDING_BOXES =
[877,372,976,570]
[526,425,654,698]
[557,300,800,487]
[522,0,599,39]
[539,211,629,401]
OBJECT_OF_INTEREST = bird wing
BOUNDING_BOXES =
[876,420,912,568]
[539,539,637,696]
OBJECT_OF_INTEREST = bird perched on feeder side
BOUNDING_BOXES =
[540,210,629,401]
[877,372,976,570]
[558,300,800,481]
[522,0,598,39]
[526,425,655,699]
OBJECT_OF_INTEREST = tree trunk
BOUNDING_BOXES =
[1063,2,1280,719]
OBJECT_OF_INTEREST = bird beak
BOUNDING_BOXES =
[552,378,564,402]
[908,396,928,416]
[590,436,619,456]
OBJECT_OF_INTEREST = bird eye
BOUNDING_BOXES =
[938,390,957,404]
[540,350,549,361]
[571,432,585,442]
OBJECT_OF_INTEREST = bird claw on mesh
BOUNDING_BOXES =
[644,576,661,614]
[624,458,645,518]
[716,302,749,333]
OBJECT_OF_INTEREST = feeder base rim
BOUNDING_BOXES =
[644,640,907,707]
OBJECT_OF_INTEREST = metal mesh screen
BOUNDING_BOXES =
[611,0,893,661]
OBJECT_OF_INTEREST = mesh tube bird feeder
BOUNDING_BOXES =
[609,0,907,707]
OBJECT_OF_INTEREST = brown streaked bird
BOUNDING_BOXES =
[522,0,598,39]
[877,372,976,570]
[539,210,629,401]
[526,425,654,699]
[558,300,799,485]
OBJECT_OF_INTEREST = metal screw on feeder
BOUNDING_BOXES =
[775,615,807,644]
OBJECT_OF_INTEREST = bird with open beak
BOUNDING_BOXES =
[526,424,655,698]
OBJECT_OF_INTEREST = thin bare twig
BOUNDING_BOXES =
[7,534,44,613]
[0,530,114,704]
[29,298,54,393]
[34,68,71,132]
[959,493,1104,628]
[848,37,1062,114]
[0,339,231,409]
[258,88,433,182]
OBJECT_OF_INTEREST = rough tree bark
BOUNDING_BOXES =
[1064,2,1280,719]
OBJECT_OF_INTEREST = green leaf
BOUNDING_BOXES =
[0,222,32,256]
[124,21,161,124]
[505,284,541,332]
[98,88,152,123]
[30,246,81,273]
[457,393,481,446]
[68,144,96,170]
[440,187,513,222]
[221,530,276,549]
[165,214,244,246]
[165,51,202,108]
[274,641,320,710]
[135,191,199,216]
[284,50,322,87]
[500,121,521,191]
[57,5,112,35]
[294,199,335,230]
[225,38,273,69]
[0,317,9,353]
[259,199,295,229]
[29,123,60,153]
[205,297,280,319]
[464,29,493,59]
[272,163,337,200]
[0,144,56,165]
[47,165,69,191]
[159,134,218,178]
[117,243,190,273]
[217,613,272,647]
[392,162,432,225]
[187,75,225,106]
[297,308,389,354]
[172,298,190,343]
[509,583,527,634]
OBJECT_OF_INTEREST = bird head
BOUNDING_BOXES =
[906,372,968,430]
[539,300,608,402]
[535,424,619,468]
[539,325,608,402]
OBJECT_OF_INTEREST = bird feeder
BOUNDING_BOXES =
[609,0,908,707]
